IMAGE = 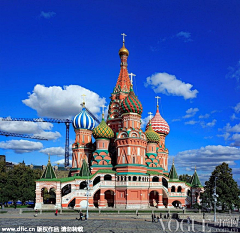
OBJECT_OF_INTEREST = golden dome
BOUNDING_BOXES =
[119,43,129,56]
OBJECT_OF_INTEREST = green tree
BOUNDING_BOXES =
[5,164,42,203]
[204,162,240,211]
[179,174,192,184]
[0,161,8,204]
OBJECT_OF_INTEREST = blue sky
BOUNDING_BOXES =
[1,0,240,185]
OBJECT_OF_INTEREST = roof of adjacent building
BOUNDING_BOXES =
[168,160,178,181]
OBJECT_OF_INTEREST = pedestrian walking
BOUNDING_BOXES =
[34,209,38,217]
[203,212,205,219]
[151,214,154,222]
[154,214,156,222]
[55,209,58,216]
[160,213,162,219]
[187,216,190,224]
[157,216,160,222]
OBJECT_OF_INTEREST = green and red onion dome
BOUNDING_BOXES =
[145,123,160,143]
[120,86,143,115]
[92,117,114,139]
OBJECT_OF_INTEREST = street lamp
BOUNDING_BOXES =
[212,176,219,223]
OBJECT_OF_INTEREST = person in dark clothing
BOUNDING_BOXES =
[154,214,156,222]
[151,214,154,222]
[55,209,58,216]
[160,213,162,219]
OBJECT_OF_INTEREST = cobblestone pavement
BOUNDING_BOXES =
[0,213,239,233]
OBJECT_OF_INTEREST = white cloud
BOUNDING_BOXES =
[230,134,240,147]
[234,102,240,113]
[34,131,61,140]
[224,123,240,133]
[185,120,198,125]
[172,119,181,122]
[206,119,217,127]
[217,132,230,141]
[0,118,61,140]
[145,73,198,100]
[226,60,240,83]
[39,11,56,19]
[0,140,43,154]
[183,108,199,118]
[231,114,239,121]
[175,145,240,173]
[52,159,72,165]
[22,84,106,119]
[40,147,65,156]
[176,31,192,42]
[199,114,210,119]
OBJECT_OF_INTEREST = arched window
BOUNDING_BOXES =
[177,186,182,192]
[162,178,168,188]
[171,186,175,192]
[187,190,191,197]
[138,176,141,181]
[80,181,87,189]
[93,176,100,186]
[133,176,137,181]
[128,176,131,181]
[133,157,135,164]
[104,174,112,181]
[152,176,159,182]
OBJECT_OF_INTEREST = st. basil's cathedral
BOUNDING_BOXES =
[35,36,203,210]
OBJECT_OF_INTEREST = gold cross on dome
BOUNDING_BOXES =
[121,33,127,43]
[128,73,136,85]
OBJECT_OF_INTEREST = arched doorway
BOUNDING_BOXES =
[41,187,56,204]
[68,198,75,208]
[149,190,159,207]
[162,178,168,188]
[104,190,114,207]
[172,200,182,208]
[93,190,100,208]
[152,176,159,182]
[49,188,56,204]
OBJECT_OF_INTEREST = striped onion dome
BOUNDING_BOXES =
[146,108,170,135]
[92,116,114,139]
[73,105,96,130]
[145,123,160,143]
[120,85,143,115]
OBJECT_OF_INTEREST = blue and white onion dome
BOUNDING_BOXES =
[73,103,96,130]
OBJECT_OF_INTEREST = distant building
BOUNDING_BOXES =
[35,37,203,210]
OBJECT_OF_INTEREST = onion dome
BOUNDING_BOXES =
[93,116,114,139]
[146,108,170,135]
[73,103,96,130]
[121,85,143,115]
[145,123,160,143]
[119,42,129,57]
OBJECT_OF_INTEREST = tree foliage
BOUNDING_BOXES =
[0,163,42,204]
[179,174,192,184]
[203,162,240,210]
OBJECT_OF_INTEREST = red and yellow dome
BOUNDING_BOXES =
[146,109,170,135]
[120,86,143,115]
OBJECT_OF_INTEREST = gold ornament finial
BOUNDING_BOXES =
[48,153,50,163]
[155,96,161,109]
[81,94,86,107]
[101,105,106,119]
[119,33,129,56]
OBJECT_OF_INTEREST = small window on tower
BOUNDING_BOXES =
[133,157,135,164]
[103,143,105,148]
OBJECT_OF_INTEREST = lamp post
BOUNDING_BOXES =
[212,176,219,223]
